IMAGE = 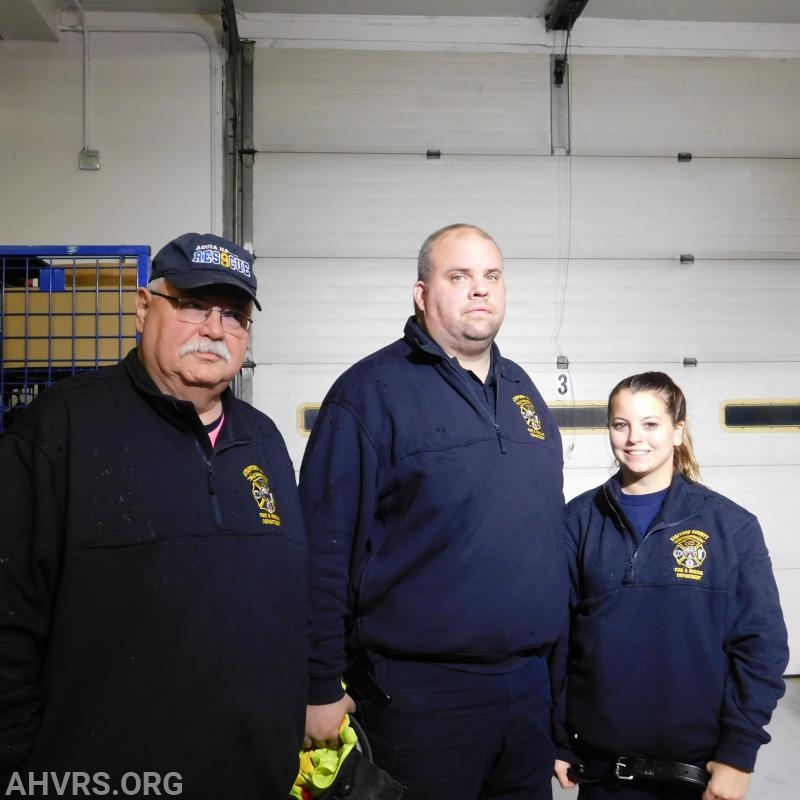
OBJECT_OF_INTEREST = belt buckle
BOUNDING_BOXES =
[615,757,635,781]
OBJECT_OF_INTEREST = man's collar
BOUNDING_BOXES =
[403,315,500,376]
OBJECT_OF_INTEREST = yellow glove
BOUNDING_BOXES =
[292,715,359,799]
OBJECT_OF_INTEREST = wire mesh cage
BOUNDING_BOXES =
[0,245,150,431]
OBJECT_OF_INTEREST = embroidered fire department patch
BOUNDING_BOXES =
[670,529,708,581]
[512,394,545,440]
[243,464,282,526]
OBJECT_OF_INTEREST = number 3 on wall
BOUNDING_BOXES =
[557,371,570,397]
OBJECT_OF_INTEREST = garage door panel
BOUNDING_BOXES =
[572,55,800,157]
[255,49,550,154]
[569,157,800,258]
[254,258,412,365]
[773,572,800,674]
[557,257,800,362]
[255,154,800,259]
[252,250,800,368]
[673,364,800,473]
[254,154,566,257]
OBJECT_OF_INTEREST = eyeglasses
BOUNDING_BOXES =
[149,290,252,337]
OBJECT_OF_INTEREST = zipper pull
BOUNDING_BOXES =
[207,461,216,495]
[623,558,634,583]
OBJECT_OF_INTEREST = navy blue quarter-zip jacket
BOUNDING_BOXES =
[555,473,788,772]
[300,317,568,705]
[0,349,308,798]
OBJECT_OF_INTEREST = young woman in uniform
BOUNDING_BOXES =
[553,372,788,800]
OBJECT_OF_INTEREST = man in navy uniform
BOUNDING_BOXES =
[300,223,568,800]
[0,233,308,798]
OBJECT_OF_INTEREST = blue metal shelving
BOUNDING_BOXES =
[0,245,150,431]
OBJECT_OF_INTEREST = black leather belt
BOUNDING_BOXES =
[569,757,710,788]
[615,757,710,787]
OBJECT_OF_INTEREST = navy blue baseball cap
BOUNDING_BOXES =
[150,232,260,310]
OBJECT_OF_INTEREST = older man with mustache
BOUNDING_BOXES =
[0,233,308,799]
[300,223,569,800]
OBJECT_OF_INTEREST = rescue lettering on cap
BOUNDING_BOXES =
[192,244,252,278]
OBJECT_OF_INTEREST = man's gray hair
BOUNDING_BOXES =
[147,277,166,291]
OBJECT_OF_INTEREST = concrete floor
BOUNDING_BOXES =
[551,677,800,799]
[748,676,799,799]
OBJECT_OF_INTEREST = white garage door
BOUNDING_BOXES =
[249,46,800,672]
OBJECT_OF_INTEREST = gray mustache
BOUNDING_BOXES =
[180,339,232,363]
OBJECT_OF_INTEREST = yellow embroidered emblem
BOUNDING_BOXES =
[512,394,545,440]
[243,465,282,527]
[670,529,708,581]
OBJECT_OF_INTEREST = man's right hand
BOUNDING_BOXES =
[304,694,357,749]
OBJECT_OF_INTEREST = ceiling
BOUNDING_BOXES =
[54,0,800,23]
[3,0,800,41]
